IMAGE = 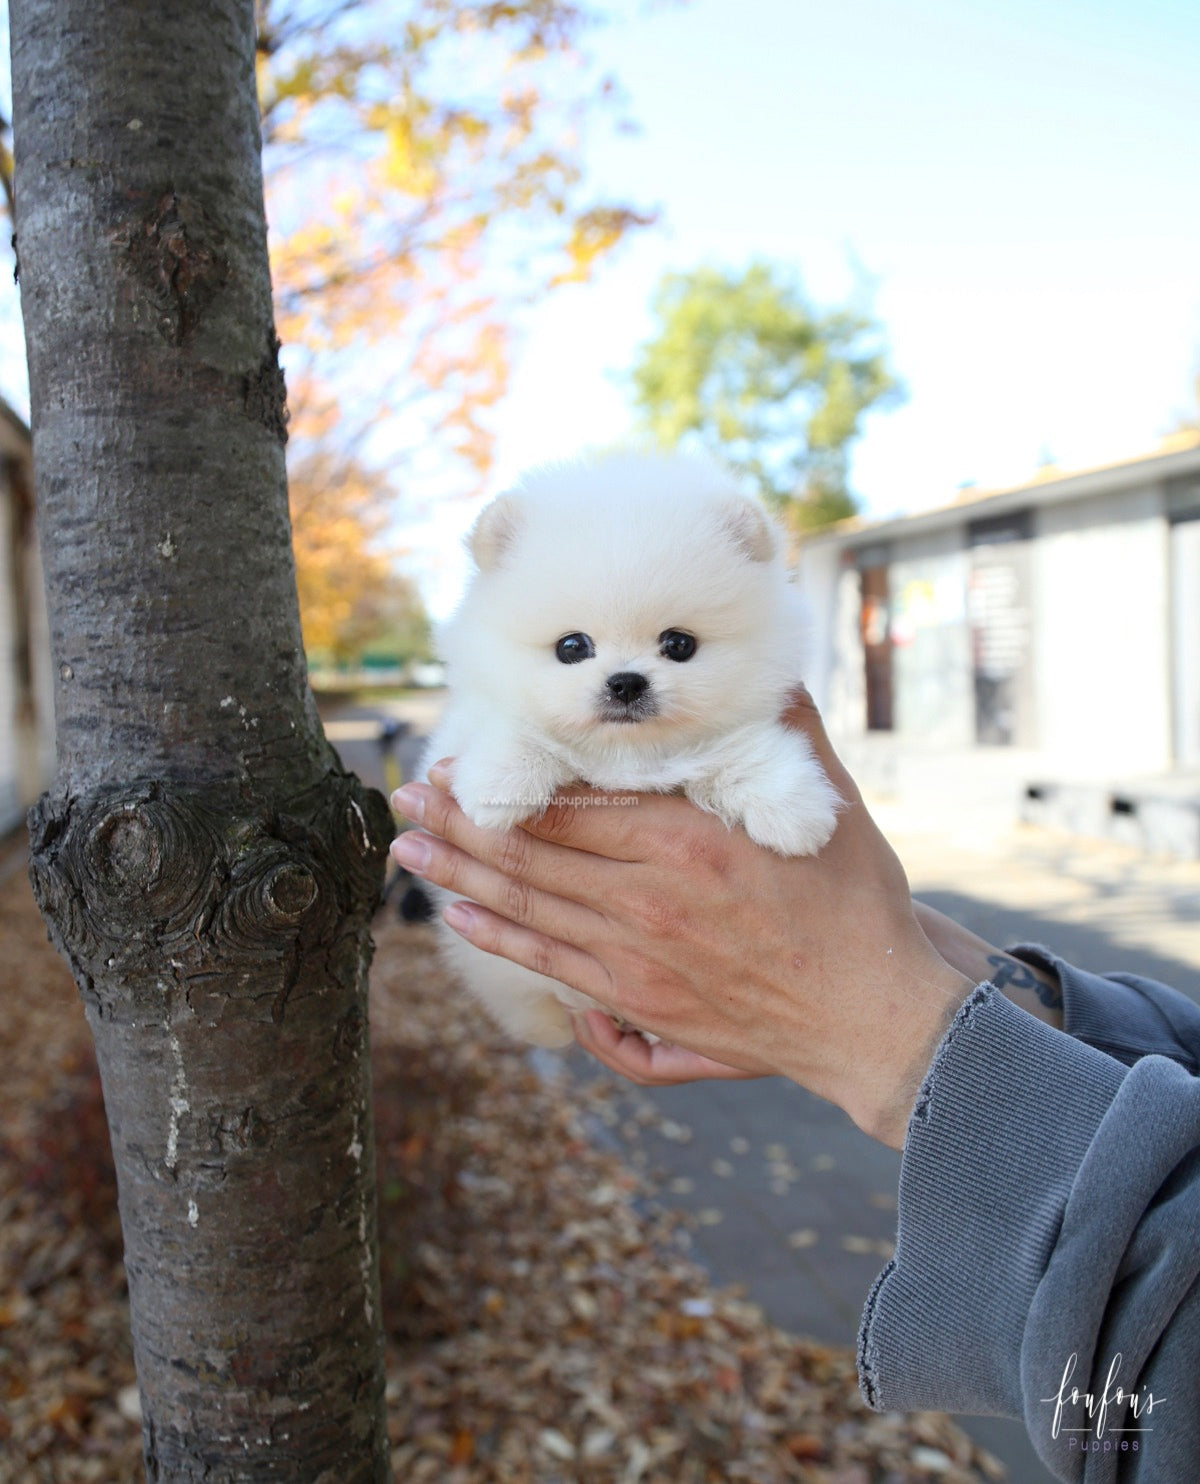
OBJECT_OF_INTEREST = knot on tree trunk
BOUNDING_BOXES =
[121,189,231,347]
[27,772,392,1021]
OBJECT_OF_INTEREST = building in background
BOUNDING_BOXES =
[798,438,1200,852]
[0,401,54,836]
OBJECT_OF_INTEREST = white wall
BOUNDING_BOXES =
[1170,516,1200,766]
[799,457,1193,783]
[795,539,865,734]
[1033,482,1172,775]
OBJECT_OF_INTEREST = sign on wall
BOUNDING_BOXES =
[968,511,1035,747]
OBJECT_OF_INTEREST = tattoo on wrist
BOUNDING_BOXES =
[986,953,1063,1010]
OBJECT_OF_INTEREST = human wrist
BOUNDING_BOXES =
[913,902,1063,1029]
[833,951,975,1151]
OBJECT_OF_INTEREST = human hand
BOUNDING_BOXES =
[390,690,973,1150]
[569,1008,766,1087]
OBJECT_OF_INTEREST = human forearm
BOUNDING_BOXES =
[913,901,1063,1029]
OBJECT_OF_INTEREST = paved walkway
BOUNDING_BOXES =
[336,696,1200,1483]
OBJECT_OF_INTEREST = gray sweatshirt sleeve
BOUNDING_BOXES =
[857,974,1200,1482]
[1012,943,1200,1073]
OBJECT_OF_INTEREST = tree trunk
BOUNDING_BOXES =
[11,1,393,1476]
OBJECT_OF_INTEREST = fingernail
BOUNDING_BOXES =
[391,784,425,822]
[391,832,431,872]
[443,900,474,932]
[427,757,456,789]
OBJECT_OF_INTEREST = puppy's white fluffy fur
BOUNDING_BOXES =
[422,451,840,1047]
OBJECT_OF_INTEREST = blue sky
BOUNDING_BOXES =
[488,0,1200,529]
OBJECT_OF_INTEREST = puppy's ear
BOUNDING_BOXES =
[717,497,778,563]
[468,493,522,572]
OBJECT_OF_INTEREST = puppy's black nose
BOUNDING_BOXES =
[606,671,649,705]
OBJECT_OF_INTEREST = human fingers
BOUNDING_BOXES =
[425,759,714,865]
[392,781,616,904]
[571,1011,763,1086]
[439,898,614,1005]
[778,686,861,806]
[390,827,606,947]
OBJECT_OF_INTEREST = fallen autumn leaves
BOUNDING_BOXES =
[0,851,1003,1482]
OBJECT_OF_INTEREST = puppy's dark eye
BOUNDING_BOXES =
[555,632,595,664]
[659,629,697,663]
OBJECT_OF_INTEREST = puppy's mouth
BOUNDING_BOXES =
[596,698,660,725]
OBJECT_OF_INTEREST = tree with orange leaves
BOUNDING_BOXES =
[288,418,432,667]
[255,1,652,656]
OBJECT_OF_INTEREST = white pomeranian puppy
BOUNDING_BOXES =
[421,451,841,1047]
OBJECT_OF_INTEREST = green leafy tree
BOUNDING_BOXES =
[630,261,901,529]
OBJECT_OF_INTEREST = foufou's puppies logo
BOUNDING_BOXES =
[1042,1352,1164,1457]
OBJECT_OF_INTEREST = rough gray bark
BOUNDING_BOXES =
[11,1,393,1476]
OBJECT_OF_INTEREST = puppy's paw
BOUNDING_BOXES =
[740,782,840,856]
[464,798,538,832]
[693,729,841,857]
[448,750,563,833]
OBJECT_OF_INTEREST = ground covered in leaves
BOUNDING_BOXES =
[0,843,1004,1482]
